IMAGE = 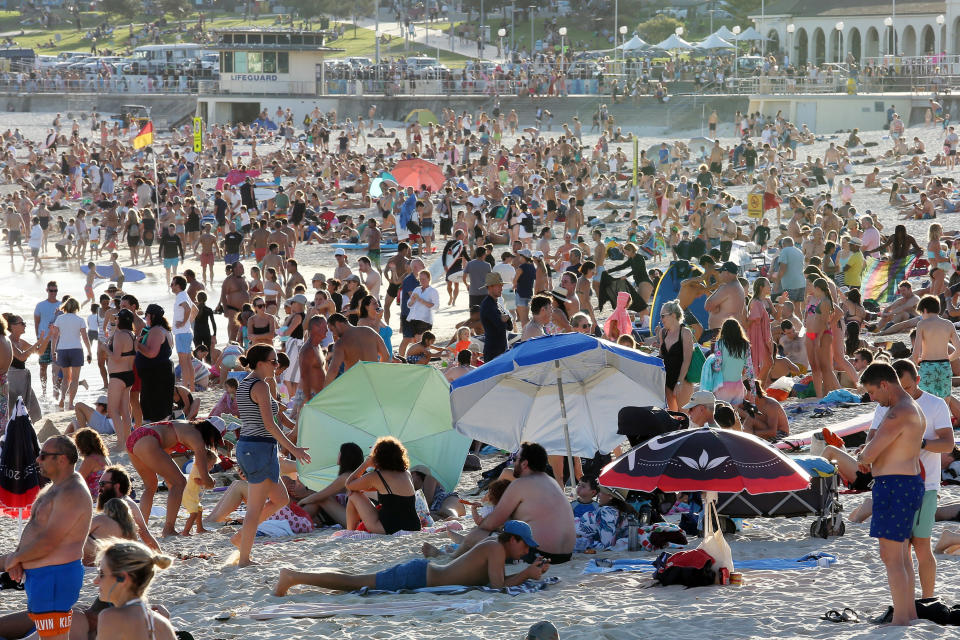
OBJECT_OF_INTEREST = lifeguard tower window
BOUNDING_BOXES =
[875,102,884,112]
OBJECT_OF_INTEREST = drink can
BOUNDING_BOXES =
[720,567,730,585]
[730,572,743,586]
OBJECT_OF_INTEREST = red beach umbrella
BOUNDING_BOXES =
[392,159,445,191]
[599,427,811,494]
[0,399,42,525]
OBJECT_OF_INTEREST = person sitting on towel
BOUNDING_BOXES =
[272,520,549,595]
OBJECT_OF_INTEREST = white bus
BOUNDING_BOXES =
[126,44,205,73]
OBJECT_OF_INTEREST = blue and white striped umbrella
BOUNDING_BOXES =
[450,333,665,465]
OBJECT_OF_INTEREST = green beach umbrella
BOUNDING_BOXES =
[297,362,470,493]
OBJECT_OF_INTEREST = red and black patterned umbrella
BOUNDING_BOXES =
[599,427,811,494]
[0,398,42,517]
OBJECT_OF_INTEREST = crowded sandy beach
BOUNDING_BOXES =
[1,37,960,640]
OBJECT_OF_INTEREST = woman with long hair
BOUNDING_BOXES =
[810,278,841,397]
[345,436,421,534]
[74,427,110,500]
[234,344,310,566]
[50,297,91,411]
[246,296,277,345]
[83,497,138,565]
[713,318,753,406]
[106,308,136,450]
[124,208,142,265]
[134,304,174,423]
[297,442,365,527]
[357,294,393,358]
[93,540,177,639]
[747,277,774,387]
[2,312,46,421]
[659,299,695,411]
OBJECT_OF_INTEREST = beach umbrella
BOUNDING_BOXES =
[736,26,766,41]
[451,333,665,485]
[0,398,42,534]
[297,362,470,494]
[598,427,811,494]
[618,34,648,51]
[654,33,694,51]
[696,33,735,50]
[369,171,398,198]
[405,108,439,125]
[392,158,445,192]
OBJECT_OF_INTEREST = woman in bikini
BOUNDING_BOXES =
[106,308,136,451]
[83,497,137,566]
[125,419,222,537]
[246,297,277,345]
[74,427,110,503]
[93,540,177,640]
[345,436,421,534]
[808,278,842,398]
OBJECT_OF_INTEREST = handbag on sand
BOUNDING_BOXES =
[697,498,734,580]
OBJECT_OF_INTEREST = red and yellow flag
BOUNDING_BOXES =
[132,121,154,149]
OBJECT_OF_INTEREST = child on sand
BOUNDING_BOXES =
[110,251,125,290]
[83,262,97,306]
[571,475,599,518]
[182,455,216,536]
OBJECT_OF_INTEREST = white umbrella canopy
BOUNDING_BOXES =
[696,33,735,50]
[618,34,648,51]
[737,26,766,41]
[713,25,737,40]
[655,33,695,50]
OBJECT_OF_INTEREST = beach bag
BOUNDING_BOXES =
[406,219,421,235]
[653,549,716,587]
[697,501,734,579]
[685,345,706,384]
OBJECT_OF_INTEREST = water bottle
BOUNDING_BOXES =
[627,515,640,551]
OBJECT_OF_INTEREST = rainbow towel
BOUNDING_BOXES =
[861,255,916,303]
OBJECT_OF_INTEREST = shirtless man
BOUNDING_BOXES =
[218,261,249,342]
[444,349,475,383]
[183,269,205,303]
[0,436,92,640]
[591,229,606,296]
[284,258,306,299]
[332,248,353,281]
[764,168,782,225]
[383,242,411,324]
[911,295,960,400]
[249,221,270,265]
[324,313,391,382]
[357,255,381,298]
[274,519,548,595]
[857,362,926,626]
[704,261,746,341]
[193,223,219,284]
[298,316,328,403]
[261,244,285,284]
[425,442,575,563]
[267,220,290,259]
[96,465,161,551]
[521,295,553,341]
[5,206,24,260]
[876,281,920,329]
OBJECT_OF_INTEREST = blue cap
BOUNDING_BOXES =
[502,520,539,548]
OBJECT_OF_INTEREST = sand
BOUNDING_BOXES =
[0,110,959,638]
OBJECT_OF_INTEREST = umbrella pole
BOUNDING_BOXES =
[555,360,576,488]
[16,508,23,538]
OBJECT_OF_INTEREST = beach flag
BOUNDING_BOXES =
[861,255,917,303]
[132,121,154,149]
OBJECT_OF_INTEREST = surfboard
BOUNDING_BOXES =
[80,264,147,283]
[775,412,874,451]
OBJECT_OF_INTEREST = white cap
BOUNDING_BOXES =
[334,248,347,257]
[682,390,717,410]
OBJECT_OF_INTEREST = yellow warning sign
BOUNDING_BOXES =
[193,117,203,153]
[747,193,763,218]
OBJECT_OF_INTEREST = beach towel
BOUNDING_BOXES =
[351,576,559,596]
[818,389,862,405]
[861,255,916,303]
[582,552,837,574]
[330,523,461,541]
[249,598,492,620]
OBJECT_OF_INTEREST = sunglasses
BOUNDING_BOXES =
[255,304,265,308]
[47,288,58,293]
[98,479,114,487]
[38,451,64,460]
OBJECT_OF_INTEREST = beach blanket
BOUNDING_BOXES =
[351,576,559,596]
[861,255,916,303]
[249,598,492,620]
[582,552,837,574]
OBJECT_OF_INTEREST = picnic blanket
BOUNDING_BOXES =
[583,552,837,574]
[351,576,560,596]
[249,598,492,620]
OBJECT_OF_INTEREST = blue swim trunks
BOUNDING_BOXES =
[870,474,924,542]
[918,360,952,399]
[163,257,179,270]
[25,559,84,637]
[375,558,430,591]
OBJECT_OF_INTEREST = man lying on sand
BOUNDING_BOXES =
[273,520,548,595]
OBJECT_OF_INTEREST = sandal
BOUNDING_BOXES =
[821,610,843,623]
[841,607,860,622]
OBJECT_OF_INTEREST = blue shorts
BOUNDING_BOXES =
[515,293,531,307]
[236,437,280,484]
[224,253,239,265]
[420,225,434,237]
[870,474,924,542]
[163,257,179,270]
[25,559,84,635]
[174,332,193,354]
[56,348,84,368]
[375,558,430,591]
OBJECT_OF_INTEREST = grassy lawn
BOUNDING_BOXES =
[330,22,471,67]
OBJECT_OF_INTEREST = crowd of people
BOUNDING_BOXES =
[0,82,960,637]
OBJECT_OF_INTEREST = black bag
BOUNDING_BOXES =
[617,406,689,447]
[654,564,716,587]
[521,215,534,233]
[407,219,421,235]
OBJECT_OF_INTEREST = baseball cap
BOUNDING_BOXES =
[96,395,108,406]
[682,390,717,410]
[334,248,347,256]
[311,272,326,282]
[527,621,559,640]
[289,294,308,305]
[482,272,504,288]
[502,520,539,548]
[518,248,532,258]
[720,261,738,274]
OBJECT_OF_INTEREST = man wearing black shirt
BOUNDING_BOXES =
[158,223,185,286]
[479,272,512,362]
[239,177,256,210]
[222,221,244,265]
[213,190,228,230]
[743,142,758,174]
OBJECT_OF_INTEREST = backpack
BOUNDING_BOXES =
[652,550,717,587]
